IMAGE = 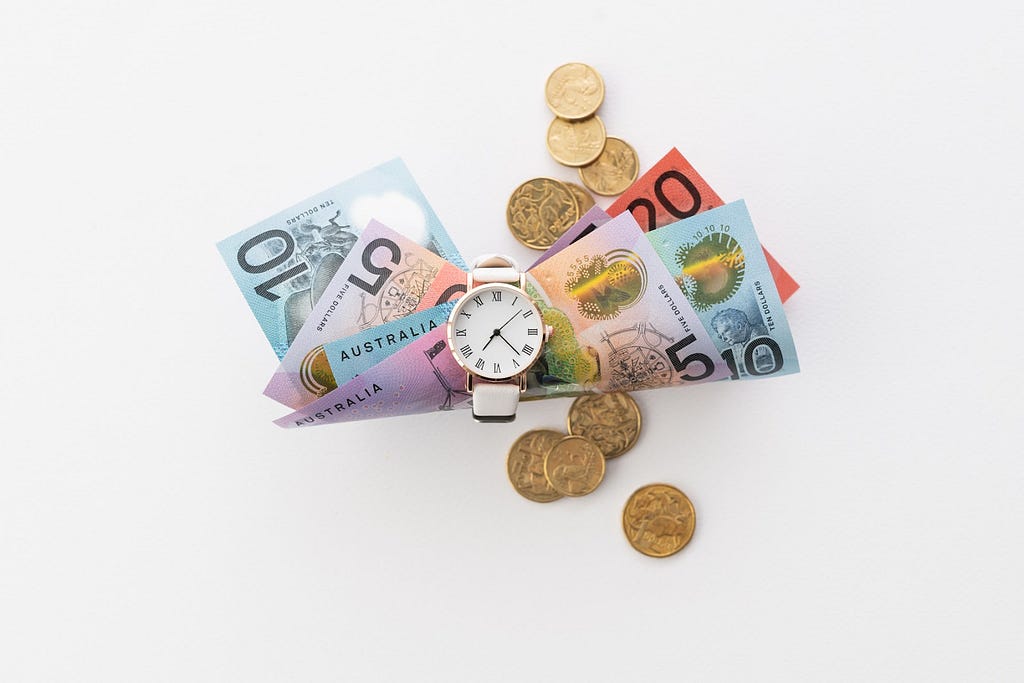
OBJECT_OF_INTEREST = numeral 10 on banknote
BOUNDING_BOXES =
[236,229,309,302]
[721,337,785,379]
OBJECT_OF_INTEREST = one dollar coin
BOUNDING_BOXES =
[622,484,695,558]
[567,392,641,459]
[507,430,565,503]
[506,178,579,250]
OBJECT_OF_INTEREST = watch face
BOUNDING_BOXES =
[447,283,544,380]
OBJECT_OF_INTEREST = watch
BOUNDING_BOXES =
[447,255,547,422]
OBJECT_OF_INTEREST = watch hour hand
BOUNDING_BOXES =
[482,328,501,350]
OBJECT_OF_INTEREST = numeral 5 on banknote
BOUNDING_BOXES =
[217,158,464,359]
[263,220,467,410]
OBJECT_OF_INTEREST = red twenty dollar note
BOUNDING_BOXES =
[607,148,799,302]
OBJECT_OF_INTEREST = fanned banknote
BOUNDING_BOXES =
[217,158,464,359]
[608,148,799,303]
[320,207,616,403]
[646,200,799,379]
[264,220,466,409]
[275,326,471,428]
[324,301,455,387]
[525,212,730,392]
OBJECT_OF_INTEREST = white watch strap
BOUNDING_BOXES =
[473,267,520,283]
[472,381,521,422]
[471,254,520,285]
[467,254,525,422]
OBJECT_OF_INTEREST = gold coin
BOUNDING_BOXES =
[506,430,565,503]
[622,484,695,558]
[563,182,596,214]
[543,435,605,497]
[506,178,579,250]
[546,116,607,167]
[578,137,639,196]
[567,392,641,459]
[545,62,605,120]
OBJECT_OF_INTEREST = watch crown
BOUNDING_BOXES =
[545,324,554,341]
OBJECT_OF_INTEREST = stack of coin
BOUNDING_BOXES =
[505,392,696,557]
[545,63,640,197]
[506,392,641,502]
[506,63,639,251]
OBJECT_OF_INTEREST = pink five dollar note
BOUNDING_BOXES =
[524,211,730,393]
[263,219,466,409]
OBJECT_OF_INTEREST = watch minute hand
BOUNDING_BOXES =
[497,311,520,332]
[497,332,521,355]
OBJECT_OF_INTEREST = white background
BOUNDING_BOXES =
[2,1,1023,681]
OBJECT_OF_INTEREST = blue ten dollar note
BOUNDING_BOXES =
[217,159,465,359]
[646,200,799,380]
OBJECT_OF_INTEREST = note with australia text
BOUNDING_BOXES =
[217,158,464,359]
[646,200,799,380]
[324,302,455,387]
[525,212,730,392]
[275,327,471,428]
[321,206,615,402]
[264,220,466,409]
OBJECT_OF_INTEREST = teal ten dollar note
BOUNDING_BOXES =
[217,159,464,359]
[646,200,799,380]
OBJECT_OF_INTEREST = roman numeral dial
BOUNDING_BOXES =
[447,284,545,381]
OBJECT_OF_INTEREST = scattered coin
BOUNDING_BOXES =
[567,392,641,459]
[578,136,639,196]
[545,62,605,120]
[622,484,695,558]
[507,430,565,503]
[546,116,607,167]
[563,182,596,214]
[506,178,580,250]
[543,435,606,497]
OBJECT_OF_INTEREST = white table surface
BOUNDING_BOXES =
[2,1,1022,680]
